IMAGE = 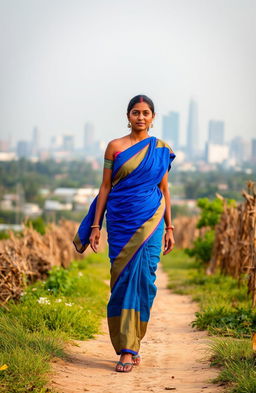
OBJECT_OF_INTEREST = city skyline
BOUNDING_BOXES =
[0,0,255,149]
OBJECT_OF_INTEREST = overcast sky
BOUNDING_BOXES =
[0,0,255,150]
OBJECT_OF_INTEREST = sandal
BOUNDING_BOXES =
[132,354,141,365]
[122,362,133,372]
[115,361,133,372]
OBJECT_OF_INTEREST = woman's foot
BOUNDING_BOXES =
[132,354,141,366]
[115,352,133,372]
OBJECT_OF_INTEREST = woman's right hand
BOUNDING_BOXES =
[89,228,101,253]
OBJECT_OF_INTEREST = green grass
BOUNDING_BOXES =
[161,248,256,392]
[0,251,110,393]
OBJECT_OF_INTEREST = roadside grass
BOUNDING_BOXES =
[161,248,256,393]
[0,251,110,393]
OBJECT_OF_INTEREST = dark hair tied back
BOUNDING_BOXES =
[127,95,155,115]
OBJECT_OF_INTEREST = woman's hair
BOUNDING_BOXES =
[127,95,155,115]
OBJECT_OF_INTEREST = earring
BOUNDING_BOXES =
[151,123,154,128]
[128,122,131,128]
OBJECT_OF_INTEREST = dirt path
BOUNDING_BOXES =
[49,265,224,393]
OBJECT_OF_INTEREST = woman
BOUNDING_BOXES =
[73,94,176,373]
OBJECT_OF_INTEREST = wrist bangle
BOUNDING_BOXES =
[165,225,174,230]
[91,225,100,228]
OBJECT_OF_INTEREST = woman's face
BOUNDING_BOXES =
[127,102,155,132]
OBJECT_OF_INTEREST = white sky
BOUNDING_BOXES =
[0,0,255,149]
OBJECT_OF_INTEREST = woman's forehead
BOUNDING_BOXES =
[131,102,151,110]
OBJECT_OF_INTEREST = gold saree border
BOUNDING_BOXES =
[107,308,148,355]
[156,138,175,154]
[112,143,150,186]
[73,233,88,254]
[110,196,165,290]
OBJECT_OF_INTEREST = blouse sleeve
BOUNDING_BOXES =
[167,145,176,172]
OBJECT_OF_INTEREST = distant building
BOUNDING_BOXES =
[251,138,256,164]
[84,122,95,153]
[17,140,31,158]
[186,98,199,160]
[0,152,17,161]
[208,120,224,145]
[0,139,10,152]
[44,200,72,211]
[50,135,63,150]
[31,127,40,157]
[229,136,251,163]
[63,135,74,151]
[162,111,179,149]
[205,142,229,164]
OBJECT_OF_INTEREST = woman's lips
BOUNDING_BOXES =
[136,123,145,125]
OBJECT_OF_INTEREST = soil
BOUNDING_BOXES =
[49,264,225,393]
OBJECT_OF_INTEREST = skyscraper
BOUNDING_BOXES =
[208,120,224,145]
[63,135,74,151]
[186,98,199,160]
[31,126,40,157]
[84,122,95,153]
[162,111,179,149]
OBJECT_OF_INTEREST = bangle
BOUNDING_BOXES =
[91,224,100,228]
[165,225,175,230]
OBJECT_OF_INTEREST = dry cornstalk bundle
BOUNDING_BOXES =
[0,219,107,305]
[173,215,207,249]
[209,181,256,306]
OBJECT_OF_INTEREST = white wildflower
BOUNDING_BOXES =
[32,288,37,291]
[37,297,50,305]
[65,302,74,307]
[55,298,62,303]
[78,272,83,277]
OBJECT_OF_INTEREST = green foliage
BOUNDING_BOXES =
[0,251,109,393]
[184,196,236,266]
[0,231,10,240]
[162,250,256,393]
[196,197,236,229]
[43,266,75,295]
[24,216,47,235]
[208,338,256,393]
[192,307,256,338]
[185,229,215,265]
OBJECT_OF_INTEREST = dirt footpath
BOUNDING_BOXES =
[49,265,225,393]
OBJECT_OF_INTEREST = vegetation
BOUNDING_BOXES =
[184,197,235,266]
[0,251,110,393]
[162,249,256,392]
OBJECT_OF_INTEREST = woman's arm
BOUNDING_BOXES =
[89,141,115,253]
[158,170,175,255]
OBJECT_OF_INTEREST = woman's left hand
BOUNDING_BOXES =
[163,229,175,255]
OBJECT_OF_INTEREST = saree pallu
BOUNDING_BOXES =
[73,136,176,355]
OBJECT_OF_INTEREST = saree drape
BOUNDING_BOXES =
[73,136,176,355]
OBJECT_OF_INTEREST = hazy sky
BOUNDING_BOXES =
[0,0,255,150]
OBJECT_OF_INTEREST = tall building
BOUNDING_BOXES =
[229,136,251,163]
[208,120,224,145]
[31,126,40,157]
[205,143,229,164]
[162,111,179,149]
[63,135,74,151]
[186,98,199,160]
[84,122,95,153]
[17,140,31,158]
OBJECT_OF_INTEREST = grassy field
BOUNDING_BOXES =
[0,251,110,393]
[161,248,256,393]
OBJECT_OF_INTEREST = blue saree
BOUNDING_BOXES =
[73,136,176,355]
